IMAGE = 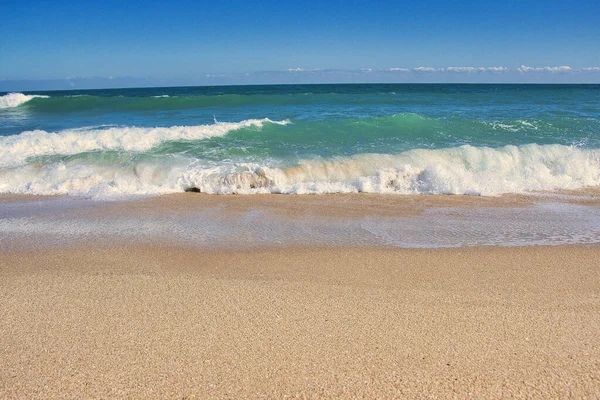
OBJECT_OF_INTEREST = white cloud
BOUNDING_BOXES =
[446,66,487,73]
[384,67,410,72]
[545,66,572,73]
[413,66,438,73]
[486,66,506,72]
[204,65,592,85]
[518,65,572,73]
[486,66,508,73]
[518,65,539,73]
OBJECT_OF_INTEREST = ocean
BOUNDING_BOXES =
[1,84,599,199]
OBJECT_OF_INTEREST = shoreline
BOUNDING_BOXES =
[2,191,600,397]
[2,190,600,252]
[3,186,600,207]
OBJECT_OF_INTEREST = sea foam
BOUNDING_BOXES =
[1,143,600,199]
[0,93,49,109]
[179,144,600,195]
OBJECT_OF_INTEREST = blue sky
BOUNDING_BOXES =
[1,0,599,89]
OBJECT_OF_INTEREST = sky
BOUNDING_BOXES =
[1,0,599,90]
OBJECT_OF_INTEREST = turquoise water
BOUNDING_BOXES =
[1,84,599,198]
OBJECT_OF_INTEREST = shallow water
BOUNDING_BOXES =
[1,195,599,251]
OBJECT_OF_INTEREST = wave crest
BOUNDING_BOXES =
[0,118,290,167]
[2,144,599,198]
[0,93,49,109]
[179,144,600,195]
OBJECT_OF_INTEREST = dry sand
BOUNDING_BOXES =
[1,244,599,399]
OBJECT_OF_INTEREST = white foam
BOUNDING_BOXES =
[486,120,539,132]
[0,118,290,167]
[1,143,600,199]
[178,144,600,196]
[0,157,188,198]
[0,93,49,109]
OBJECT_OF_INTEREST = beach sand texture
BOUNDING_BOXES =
[1,244,599,399]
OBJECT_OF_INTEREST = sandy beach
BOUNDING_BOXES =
[1,241,599,398]
[2,3,600,396]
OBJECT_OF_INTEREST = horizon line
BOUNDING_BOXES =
[3,81,600,94]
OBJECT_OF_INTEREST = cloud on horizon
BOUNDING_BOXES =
[2,66,600,91]
[517,65,573,73]
[200,65,600,84]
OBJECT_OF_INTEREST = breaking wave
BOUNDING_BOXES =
[0,118,290,167]
[179,144,600,195]
[0,93,49,109]
[1,143,600,199]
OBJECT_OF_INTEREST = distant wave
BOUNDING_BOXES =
[0,92,406,113]
[1,144,599,199]
[0,93,49,109]
[0,118,290,167]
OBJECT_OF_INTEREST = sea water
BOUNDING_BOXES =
[1,84,600,250]
[1,84,599,199]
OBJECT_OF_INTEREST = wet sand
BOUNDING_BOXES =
[1,244,599,399]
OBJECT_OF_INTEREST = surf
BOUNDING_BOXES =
[0,93,49,109]
[0,118,290,167]
[2,143,599,199]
